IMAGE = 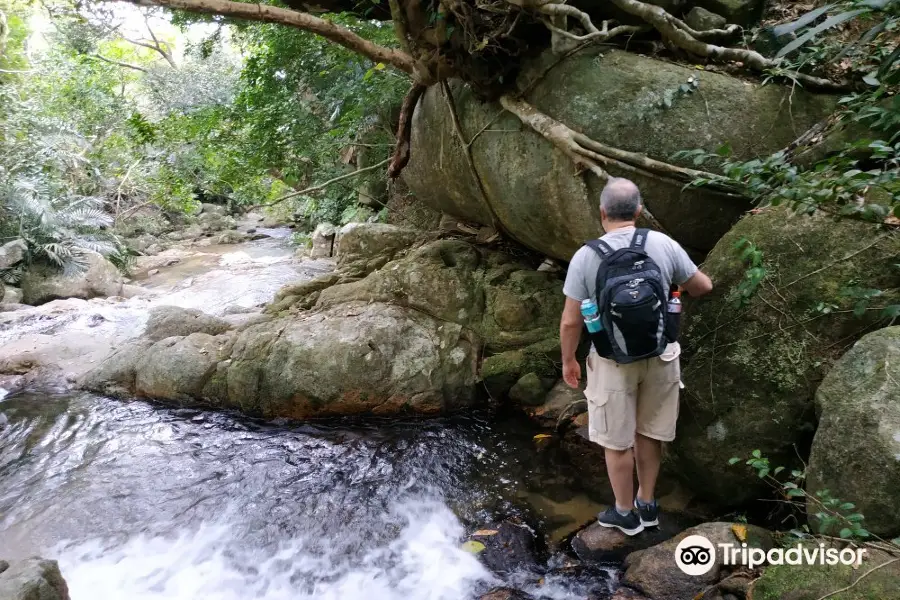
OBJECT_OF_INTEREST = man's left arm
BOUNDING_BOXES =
[560,298,583,388]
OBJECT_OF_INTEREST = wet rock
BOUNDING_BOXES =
[200,203,227,216]
[126,233,159,253]
[508,372,548,406]
[135,333,228,400]
[144,306,232,342]
[674,207,900,506]
[1,287,23,305]
[86,301,479,418]
[572,516,690,563]
[698,0,764,26]
[469,520,540,574]
[21,251,124,305]
[197,211,236,233]
[524,379,586,428]
[0,240,27,270]
[335,222,420,271]
[148,269,160,276]
[807,326,900,537]
[404,49,835,259]
[0,557,70,600]
[310,223,337,258]
[479,589,534,600]
[87,314,106,328]
[685,6,727,30]
[623,522,773,600]
[610,588,650,600]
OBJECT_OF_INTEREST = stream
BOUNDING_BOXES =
[0,229,614,600]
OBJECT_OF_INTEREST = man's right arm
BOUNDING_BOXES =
[681,269,713,297]
[669,239,713,298]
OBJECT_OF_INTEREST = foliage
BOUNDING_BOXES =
[732,237,767,307]
[729,450,876,541]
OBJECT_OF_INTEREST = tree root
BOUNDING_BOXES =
[442,81,504,233]
[499,95,683,233]
[607,0,845,90]
[388,83,427,179]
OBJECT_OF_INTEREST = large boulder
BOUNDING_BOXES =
[404,48,837,260]
[84,238,563,418]
[335,222,421,271]
[672,208,900,506]
[807,326,900,538]
[21,251,124,305]
[85,302,480,418]
[0,558,70,600]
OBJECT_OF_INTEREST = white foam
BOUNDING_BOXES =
[53,500,496,600]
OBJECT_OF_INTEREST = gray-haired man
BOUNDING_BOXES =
[559,178,713,535]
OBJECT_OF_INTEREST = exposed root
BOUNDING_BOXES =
[499,95,681,233]
[442,81,503,232]
[607,0,844,90]
[388,83,427,179]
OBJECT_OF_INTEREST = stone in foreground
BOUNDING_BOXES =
[0,558,69,600]
[807,326,900,538]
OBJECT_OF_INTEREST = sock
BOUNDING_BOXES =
[615,505,632,516]
[635,497,655,508]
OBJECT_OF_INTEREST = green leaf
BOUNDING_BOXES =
[840,502,856,511]
[752,449,762,458]
[882,305,900,319]
[461,540,485,553]
[776,9,869,58]
[863,72,881,86]
[774,466,785,475]
[728,457,741,465]
[786,488,806,498]
[839,528,853,539]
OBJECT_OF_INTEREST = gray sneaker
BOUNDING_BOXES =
[634,499,659,527]
[597,507,644,536]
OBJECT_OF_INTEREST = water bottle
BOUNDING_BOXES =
[667,291,682,314]
[665,290,682,342]
[580,299,603,333]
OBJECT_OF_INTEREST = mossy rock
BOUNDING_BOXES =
[480,338,561,398]
[807,326,900,538]
[672,207,900,506]
[751,546,900,600]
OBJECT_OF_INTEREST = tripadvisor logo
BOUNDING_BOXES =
[674,534,867,576]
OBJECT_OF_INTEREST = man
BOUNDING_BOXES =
[560,177,713,536]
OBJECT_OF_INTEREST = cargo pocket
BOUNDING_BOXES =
[657,342,682,384]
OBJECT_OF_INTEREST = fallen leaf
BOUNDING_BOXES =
[533,434,552,441]
[732,524,748,542]
[461,540,485,554]
[473,529,498,536]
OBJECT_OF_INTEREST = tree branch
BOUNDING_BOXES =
[387,83,426,179]
[89,53,149,73]
[111,0,417,76]
[251,157,392,210]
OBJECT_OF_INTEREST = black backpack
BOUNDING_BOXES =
[585,229,669,364]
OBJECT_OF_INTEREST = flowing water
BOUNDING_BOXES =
[0,228,615,599]
[0,392,614,599]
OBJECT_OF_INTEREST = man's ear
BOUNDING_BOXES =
[600,207,608,221]
[635,205,643,220]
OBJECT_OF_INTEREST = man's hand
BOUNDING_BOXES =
[563,358,581,389]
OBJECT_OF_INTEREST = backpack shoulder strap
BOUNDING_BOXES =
[585,238,614,258]
[630,228,650,250]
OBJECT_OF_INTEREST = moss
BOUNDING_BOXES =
[753,550,900,600]
[673,206,900,506]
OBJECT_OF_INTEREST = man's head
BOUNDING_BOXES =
[600,177,642,232]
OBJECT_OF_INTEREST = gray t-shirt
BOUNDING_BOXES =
[563,226,698,301]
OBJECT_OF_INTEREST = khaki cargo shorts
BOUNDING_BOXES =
[584,342,682,451]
